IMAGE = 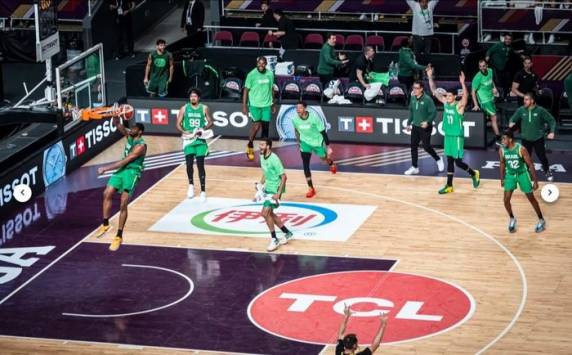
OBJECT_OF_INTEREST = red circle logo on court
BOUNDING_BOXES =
[248,271,475,344]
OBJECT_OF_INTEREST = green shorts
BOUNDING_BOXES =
[444,136,464,159]
[262,188,283,210]
[249,105,272,122]
[504,171,533,193]
[184,142,209,157]
[300,140,327,158]
[480,101,497,116]
[146,78,168,97]
[107,169,141,195]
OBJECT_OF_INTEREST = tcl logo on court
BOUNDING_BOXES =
[248,271,475,344]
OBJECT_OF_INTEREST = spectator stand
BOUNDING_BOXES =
[478,0,572,45]
[204,25,463,55]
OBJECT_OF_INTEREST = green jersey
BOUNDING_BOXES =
[472,70,495,104]
[245,68,274,108]
[120,136,146,173]
[408,93,436,127]
[502,143,527,175]
[442,102,464,137]
[149,51,171,83]
[261,152,285,194]
[292,111,325,147]
[183,103,207,146]
[509,105,556,142]
[486,42,511,71]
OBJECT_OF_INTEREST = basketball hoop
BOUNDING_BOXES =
[79,103,134,121]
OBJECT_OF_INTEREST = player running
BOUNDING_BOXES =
[292,101,337,198]
[257,139,293,252]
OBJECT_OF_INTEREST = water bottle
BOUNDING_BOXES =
[388,61,395,79]
[394,62,399,78]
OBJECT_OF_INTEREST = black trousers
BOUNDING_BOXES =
[398,75,414,95]
[117,16,134,56]
[185,26,206,48]
[522,138,549,172]
[493,67,511,98]
[413,35,432,54]
[319,73,335,89]
[411,124,440,167]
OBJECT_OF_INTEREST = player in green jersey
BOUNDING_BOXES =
[176,89,213,202]
[471,60,500,144]
[144,39,174,98]
[499,130,545,233]
[243,57,276,161]
[292,101,337,198]
[427,67,480,194]
[258,139,293,252]
[95,117,147,251]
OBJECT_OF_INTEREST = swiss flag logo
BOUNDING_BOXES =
[151,108,169,125]
[76,136,86,156]
[355,116,373,133]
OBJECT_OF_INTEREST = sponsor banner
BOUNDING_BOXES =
[328,107,486,147]
[42,141,66,187]
[248,271,475,345]
[129,98,486,147]
[128,98,278,137]
[34,0,59,62]
[63,117,123,172]
[276,104,330,140]
[149,197,376,241]
[36,32,60,62]
[0,159,43,211]
[1,118,121,213]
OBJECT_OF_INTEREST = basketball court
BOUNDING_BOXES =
[1,135,571,354]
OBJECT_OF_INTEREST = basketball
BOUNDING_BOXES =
[119,104,134,120]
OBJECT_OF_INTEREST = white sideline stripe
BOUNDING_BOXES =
[335,147,411,163]
[97,151,237,179]
[367,149,444,167]
[145,150,230,163]
[338,149,443,167]
[0,165,184,306]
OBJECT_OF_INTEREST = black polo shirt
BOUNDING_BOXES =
[278,16,298,49]
[350,54,373,83]
[513,69,539,95]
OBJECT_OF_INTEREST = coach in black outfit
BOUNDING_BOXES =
[181,0,205,48]
[350,46,375,89]
[268,10,298,56]
[511,56,540,106]
[109,0,135,59]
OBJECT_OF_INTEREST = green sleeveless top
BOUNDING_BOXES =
[183,103,207,146]
[502,143,527,175]
[121,136,146,173]
[150,51,171,82]
[442,102,464,137]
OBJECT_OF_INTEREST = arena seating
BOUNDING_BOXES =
[0,0,88,20]
[222,0,478,17]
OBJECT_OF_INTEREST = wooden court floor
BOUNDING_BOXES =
[2,138,571,354]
